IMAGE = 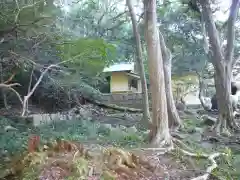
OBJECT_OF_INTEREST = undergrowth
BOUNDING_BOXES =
[0,116,146,160]
[1,115,240,179]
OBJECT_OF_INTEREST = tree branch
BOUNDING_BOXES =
[14,1,42,23]
[110,11,127,22]
[225,0,240,65]
[0,83,23,105]
[20,54,84,116]
[21,64,57,116]
[199,0,223,65]
[137,12,144,23]
[3,72,16,84]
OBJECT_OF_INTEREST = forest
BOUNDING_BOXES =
[0,0,240,179]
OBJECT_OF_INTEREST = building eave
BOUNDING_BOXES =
[125,72,140,79]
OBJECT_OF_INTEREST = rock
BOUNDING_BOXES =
[201,115,216,126]
[176,102,186,111]
[4,125,17,132]
[195,127,204,134]
[102,123,112,129]
[184,110,197,115]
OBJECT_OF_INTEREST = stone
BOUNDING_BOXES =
[4,125,17,132]
[127,126,138,133]
[119,125,127,131]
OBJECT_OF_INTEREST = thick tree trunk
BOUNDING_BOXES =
[199,0,240,134]
[126,0,151,126]
[144,0,171,147]
[214,63,236,134]
[159,32,181,129]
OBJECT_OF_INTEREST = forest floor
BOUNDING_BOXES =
[0,105,240,179]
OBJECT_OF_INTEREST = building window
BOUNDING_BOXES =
[129,79,138,90]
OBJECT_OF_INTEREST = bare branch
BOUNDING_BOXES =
[105,20,126,32]
[225,0,240,65]
[137,12,144,23]
[25,67,34,116]
[3,72,16,84]
[20,54,84,116]
[0,83,20,88]
[97,13,105,25]
[109,11,127,22]
[0,83,23,105]
[21,64,56,116]
[15,0,20,11]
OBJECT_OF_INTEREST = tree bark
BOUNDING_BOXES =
[144,0,171,147]
[159,32,181,129]
[126,0,151,126]
[199,0,240,134]
[0,63,8,109]
[195,71,211,111]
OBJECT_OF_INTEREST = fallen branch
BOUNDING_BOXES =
[21,64,57,116]
[91,100,143,113]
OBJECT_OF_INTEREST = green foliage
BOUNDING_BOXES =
[55,38,116,90]
[57,38,115,66]
[157,0,209,76]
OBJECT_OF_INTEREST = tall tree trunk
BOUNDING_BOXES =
[144,0,171,147]
[0,63,8,109]
[126,0,151,126]
[159,32,181,129]
[199,0,240,134]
